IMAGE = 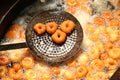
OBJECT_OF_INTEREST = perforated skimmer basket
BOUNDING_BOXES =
[26,10,83,63]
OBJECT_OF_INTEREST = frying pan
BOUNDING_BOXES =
[0,0,119,79]
[0,0,36,40]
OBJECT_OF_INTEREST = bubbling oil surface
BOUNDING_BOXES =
[0,0,120,80]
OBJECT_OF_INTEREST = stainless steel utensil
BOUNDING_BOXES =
[0,10,83,63]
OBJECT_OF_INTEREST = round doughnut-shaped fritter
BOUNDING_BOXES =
[75,65,88,78]
[13,62,22,71]
[33,23,46,35]
[46,22,58,34]
[21,57,34,69]
[0,66,7,77]
[60,20,75,34]
[91,59,104,71]
[105,58,118,69]
[114,9,120,20]
[52,29,67,44]
[5,30,19,39]
[108,48,120,59]
[8,68,23,80]
[0,55,11,65]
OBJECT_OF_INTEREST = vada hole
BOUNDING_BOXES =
[66,24,69,28]
[50,26,53,28]
[78,68,83,73]
[0,57,5,62]
[38,26,42,29]
[58,34,61,38]
[109,62,114,65]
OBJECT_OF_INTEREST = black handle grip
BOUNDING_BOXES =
[0,42,28,51]
[110,67,120,80]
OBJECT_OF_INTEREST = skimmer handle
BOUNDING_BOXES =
[0,42,27,51]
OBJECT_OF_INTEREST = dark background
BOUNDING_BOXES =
[0,0,35,40]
